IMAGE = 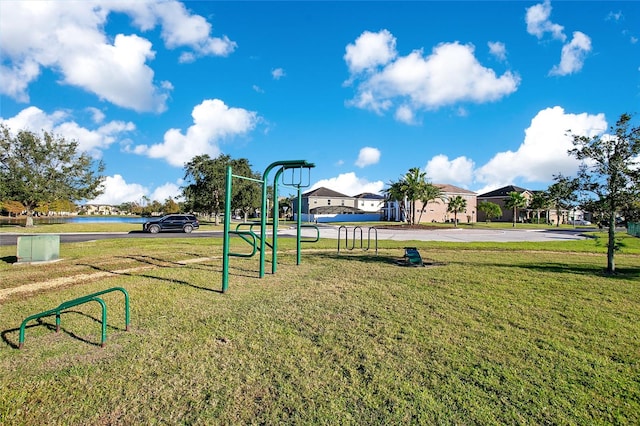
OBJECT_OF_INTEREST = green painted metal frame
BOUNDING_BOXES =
[222,160,315,293]
[18,287,130,349]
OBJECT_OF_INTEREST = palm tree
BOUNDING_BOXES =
[447,195,467,228]
[402,167,428,225]
[504,191,528,227]
[383,180,408,222]
[417,183,445,224]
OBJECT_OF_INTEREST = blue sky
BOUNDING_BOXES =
[1,0,638,205]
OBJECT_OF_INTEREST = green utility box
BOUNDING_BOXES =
[17,235,60,263]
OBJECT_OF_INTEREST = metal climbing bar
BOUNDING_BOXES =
[19,297,107,349]
[18,286,130,349]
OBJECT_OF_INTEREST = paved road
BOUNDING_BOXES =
[281,225,590,243]
[0,225,591,247]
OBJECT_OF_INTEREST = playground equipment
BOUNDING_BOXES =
[337,225,378,255]
[18,287,130,349]
[222,160,316,293]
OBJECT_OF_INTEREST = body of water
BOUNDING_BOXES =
[0,216,147,224]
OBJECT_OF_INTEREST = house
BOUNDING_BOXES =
[297,187,359,215]
[383,184,478,223]
[476,185,533,223]
[82,204,122,215]
[353,192,385,213]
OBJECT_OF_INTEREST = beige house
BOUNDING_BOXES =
[477,185,533,223]
[383,184,478,224]
[297,187,358,215]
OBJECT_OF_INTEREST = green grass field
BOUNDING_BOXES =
[1,232,639,424]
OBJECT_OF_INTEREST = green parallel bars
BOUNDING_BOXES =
[18,287,130,349]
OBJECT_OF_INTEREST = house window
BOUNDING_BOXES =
[341,200,345,206]
[327,200,331,205]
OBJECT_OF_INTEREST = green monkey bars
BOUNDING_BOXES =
[222,160,315,293]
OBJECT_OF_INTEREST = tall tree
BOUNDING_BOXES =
[546,174,579,227]
[231,158,261,221]
[183,154,229,224]
[447,195,467,228]
[569,113,640,274]
[504,191,528,228]
[402,167,428,225]
[0,126,104,226]
[417,183,445,224]
[477,201,502,222]
[529,191,551,224]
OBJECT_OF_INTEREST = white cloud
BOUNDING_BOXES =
[151,182,183,202]
[345,32,520,119]
[89,174,148,205]
[0,106,135,157]
[549,31,592,76]
[86,107,106,124]
[0,0,235,111]
[488,41,507,61]
[134,99,259,167]
[344,29,397,74]
[425,155,475,186]
[474,106,607,188]
[525,0,566,41]
[272,68,286,80]
[355,147,381,168]
[394,105,417,125]
[309,172,384,196]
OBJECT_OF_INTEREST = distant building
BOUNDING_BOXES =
[383,184,477,223]
[82,204,122,215]
[477,185,533,223]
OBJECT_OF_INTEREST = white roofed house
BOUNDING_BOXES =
[353,192,385,213]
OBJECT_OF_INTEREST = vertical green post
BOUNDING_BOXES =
[271,167,285,274]
[221,165,232,293]
[296,185,303,265]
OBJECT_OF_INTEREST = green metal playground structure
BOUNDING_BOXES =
[222,160,317,293]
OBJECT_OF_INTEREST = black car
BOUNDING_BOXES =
[143,214,200,233]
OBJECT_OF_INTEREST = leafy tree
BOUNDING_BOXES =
[231,158,261,220]
[417,183,445,224]
[477,201,501,222]
[182,154,261,224]
[446,195,467,228]
[163,197,180,214]
[528,191,551,224]
[0,126,104,226]
[569,113,640,274]
[504,191,528,228]
[546,174,579,227]
[183,154,228,223]
[2,200,25,217]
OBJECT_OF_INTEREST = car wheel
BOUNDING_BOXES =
[183,224,193,233]
[149,224,161,234]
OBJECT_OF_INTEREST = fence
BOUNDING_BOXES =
[628,222,640,237]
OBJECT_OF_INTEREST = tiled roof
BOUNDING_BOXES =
[435,184,477,195]
[354,192,385,199]
[478,185,529,198]
[303,187,350,198]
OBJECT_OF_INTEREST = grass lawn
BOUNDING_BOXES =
[0,234,639,424]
